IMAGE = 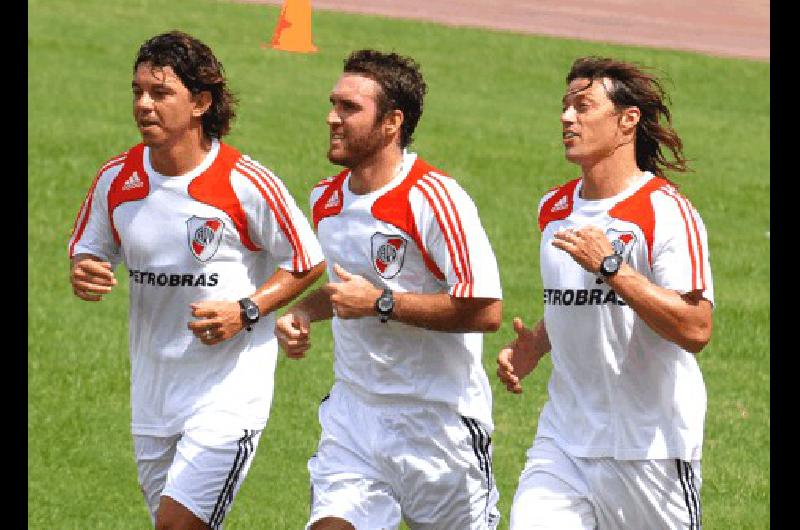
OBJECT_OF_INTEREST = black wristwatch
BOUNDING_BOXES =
[599,253,623,277]
[374,288,394,323]
[238,297,260,331]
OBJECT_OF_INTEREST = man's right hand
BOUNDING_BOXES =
[496,317,547,394]
[70,255,117,301]
[275,310,312,359]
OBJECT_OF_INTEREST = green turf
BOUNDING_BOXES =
[29,0,769,527]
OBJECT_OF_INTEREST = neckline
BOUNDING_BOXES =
[574,171,653,209]
[343,151,418,201]
[143,139,220,182]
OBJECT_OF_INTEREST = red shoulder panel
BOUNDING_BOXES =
[107,144,149,246]
[608,176,668,267]
[69,150,128,257]
[312,169,348,228]
[538,178,580,231]
[372,158,444,280]
[187,143,260,251]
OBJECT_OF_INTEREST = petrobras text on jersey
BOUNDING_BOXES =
[543,288,627,306]
[128,269,220,287]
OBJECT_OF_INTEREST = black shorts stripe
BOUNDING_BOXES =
[213,430,255,528]
[209,433,246,526]
[209,430,255,528]
[685,461,702,528]
[215,431,255,528]
[209,431,247,526]
[476,422,494,492]
[676,459,700,529]
[462,417,495,522]
[461,417,486,473]
[462,417,494,492]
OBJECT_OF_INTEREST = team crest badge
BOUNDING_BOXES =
[371,233,408,279]
[606,228,637,262]
[187,216,225,262]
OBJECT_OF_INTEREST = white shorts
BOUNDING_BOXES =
[509,437,702,529]
[307,382,500,530]
[134,427,262,529]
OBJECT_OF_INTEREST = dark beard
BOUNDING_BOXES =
[327,125,385,168]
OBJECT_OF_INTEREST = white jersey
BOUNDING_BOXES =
[69,139,324,436]
[310,152,502,430]
[535,172,713,461]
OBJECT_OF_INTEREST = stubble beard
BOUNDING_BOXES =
[327,125,385,168]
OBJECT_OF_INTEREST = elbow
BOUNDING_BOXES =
[479,301,503,333]
[307,261,326,282]
[680,322,712,354]
[482,318,501,333]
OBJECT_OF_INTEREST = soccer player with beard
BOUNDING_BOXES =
[275,49,504,529]
[497,56,714,529]
[68,31,325,529]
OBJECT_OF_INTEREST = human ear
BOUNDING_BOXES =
[192,91,213,118]
[384,109,404,137]
[619,106,640,133]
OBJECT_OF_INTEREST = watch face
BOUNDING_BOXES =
[240,299,260,322]
[377,296,393,313]
[601,254,622,275]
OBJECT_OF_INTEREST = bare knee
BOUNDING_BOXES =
[311,516,356,530]
[155,496,209,530]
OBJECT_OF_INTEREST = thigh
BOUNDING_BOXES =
[589,458,703,530]
[391,413,500,530]
[162,427,262,529]
[509,437,596,530]
[134,433,181,523]
[307,388,402,530]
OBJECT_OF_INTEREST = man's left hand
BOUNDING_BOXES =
[324,263,381,319]
[188,300,244,345]
[551,226,613,274]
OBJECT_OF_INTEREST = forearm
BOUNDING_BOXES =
[392,293,502,333]
[607,263,712,353]
[250,262,326,317]
[286,285,335,323]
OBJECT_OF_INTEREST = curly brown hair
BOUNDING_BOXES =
[343,49,427,149]
[134,31,237,139]
[567,56,689,176]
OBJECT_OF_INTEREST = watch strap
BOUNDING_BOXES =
[238,297,260,331]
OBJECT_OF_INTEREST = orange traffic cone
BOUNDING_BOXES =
[269,0,318,53]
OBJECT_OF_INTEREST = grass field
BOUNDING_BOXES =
[29,0,770,527]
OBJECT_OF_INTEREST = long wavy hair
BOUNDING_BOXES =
[134,31,237,139]
[567,56,689,176]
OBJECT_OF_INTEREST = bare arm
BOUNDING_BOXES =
[604,265,712,353]
[188,262,326,346]
[327,263,501,333]
[70,253,118,301]
[552,226,712,353]
[276,262,502,359]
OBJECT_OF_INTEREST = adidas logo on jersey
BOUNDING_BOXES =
[325,190,340,209]
[551,194,569,212]
[122,171,144,191]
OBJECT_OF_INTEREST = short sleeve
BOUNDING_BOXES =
[232,159,323,273]
[651,191,714,304]
[68,165,123,266]
[411,173,502,299]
